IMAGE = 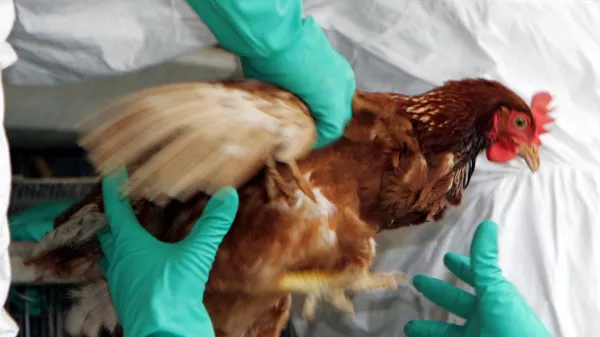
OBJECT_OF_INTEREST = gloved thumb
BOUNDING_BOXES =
[102,166,148,239]
[314,121,345,149]
[471,220,504,290]
[184,187,239,255]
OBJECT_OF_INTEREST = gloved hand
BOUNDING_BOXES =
[10,200,75,241]
[186,0,356,148]
[404,220,553,337]
[97,167,239,337]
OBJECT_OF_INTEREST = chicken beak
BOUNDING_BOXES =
[517,143,540,172]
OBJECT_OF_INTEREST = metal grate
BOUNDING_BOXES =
[7,285,74,337]
[9,176,98,214]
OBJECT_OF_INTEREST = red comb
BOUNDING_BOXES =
[531,91,555,145]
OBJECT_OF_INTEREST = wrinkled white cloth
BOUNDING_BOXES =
[0,0,19,336]
[292,2,600,337]
[3,1,600,337]
[5,0,216,84]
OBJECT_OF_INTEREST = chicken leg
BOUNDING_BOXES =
[276,207,407,320]
[278,270,406,320]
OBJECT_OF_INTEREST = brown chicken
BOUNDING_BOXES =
[24,78,553,337]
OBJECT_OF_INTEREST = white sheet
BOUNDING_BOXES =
[292,2,600,337]
[5,0,216,84]
[1,0,21,335]
[4,1,600,336]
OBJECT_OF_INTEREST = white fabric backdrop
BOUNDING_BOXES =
[294,2,600,337]
[0,0,20,335]
[4,1,600,336]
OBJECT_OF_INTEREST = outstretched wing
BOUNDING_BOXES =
[78,80,317,203]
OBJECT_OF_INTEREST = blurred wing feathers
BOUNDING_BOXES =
[78,81,317,202]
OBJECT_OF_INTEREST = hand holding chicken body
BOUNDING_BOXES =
[98,167,239,337]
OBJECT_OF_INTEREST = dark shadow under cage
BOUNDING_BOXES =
[8,285,95,337]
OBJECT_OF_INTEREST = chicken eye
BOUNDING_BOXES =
[513,116,527,129]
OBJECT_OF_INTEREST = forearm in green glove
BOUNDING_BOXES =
[404,220,553,337]
[186,0,356,148]
[97,167,239,337]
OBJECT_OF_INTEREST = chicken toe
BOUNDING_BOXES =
[346,272,407,293]
[301,289,355,321]
[279,270,405,320]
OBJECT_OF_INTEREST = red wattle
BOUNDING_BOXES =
[486,141,517,163]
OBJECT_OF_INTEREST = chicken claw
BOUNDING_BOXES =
[279,270,407,321]
[302,289,354,320]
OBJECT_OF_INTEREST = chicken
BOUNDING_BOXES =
[23,78,554,337]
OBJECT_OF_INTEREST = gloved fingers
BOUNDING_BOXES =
[97,227,115,264]
[471,220,504,289]
[311,100,350,149]
[101,166,138,227]
[413,275,475,319]
[444,252,475,287]
[312,54,355,149]
[183,186,239,256]
[98,256,109,278]
[313,85,355,148]
[101,167,153,241]
[404,320,464,337]
[314,120,346,149]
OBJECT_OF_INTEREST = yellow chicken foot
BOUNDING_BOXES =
[302,290,353,320]
[278,270,406,321]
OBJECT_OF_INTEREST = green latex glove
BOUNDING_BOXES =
[186,0,356,148]
[404,220,553,337]
[97,167,239,337]
[10,200,75,241]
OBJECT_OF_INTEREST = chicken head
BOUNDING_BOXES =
[486,92,554,172]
